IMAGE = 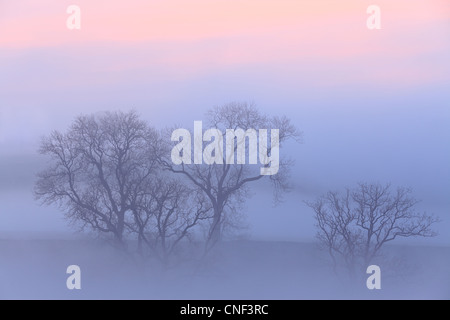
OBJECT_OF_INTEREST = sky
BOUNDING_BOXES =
[0,0,450,243]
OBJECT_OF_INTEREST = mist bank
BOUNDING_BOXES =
[0,239,448,299]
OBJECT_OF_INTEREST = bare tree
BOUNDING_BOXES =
[163,102,301,248]
[35,110,160,248]
[306,183,439,275]
[36,110,212,266]
[128,175,212,266]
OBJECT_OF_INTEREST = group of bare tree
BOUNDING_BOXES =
[34,103,439,272]
[306,183,439,276]
[35,103,300,265]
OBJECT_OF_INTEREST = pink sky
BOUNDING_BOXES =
[1,0,449,86]
[1,1,448,45]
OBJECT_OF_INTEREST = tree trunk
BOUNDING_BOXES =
[208,208,222,246]
[114,211,126,249]
[137,234,143,255]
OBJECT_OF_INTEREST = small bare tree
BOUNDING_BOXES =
[163,102,301,249]
[306,183,439,275]
[128,176,212,266]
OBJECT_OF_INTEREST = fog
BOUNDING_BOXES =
[0,239,449,300]
[0,139,449,299]
[1,97,449,244]
[1,0,450,300]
